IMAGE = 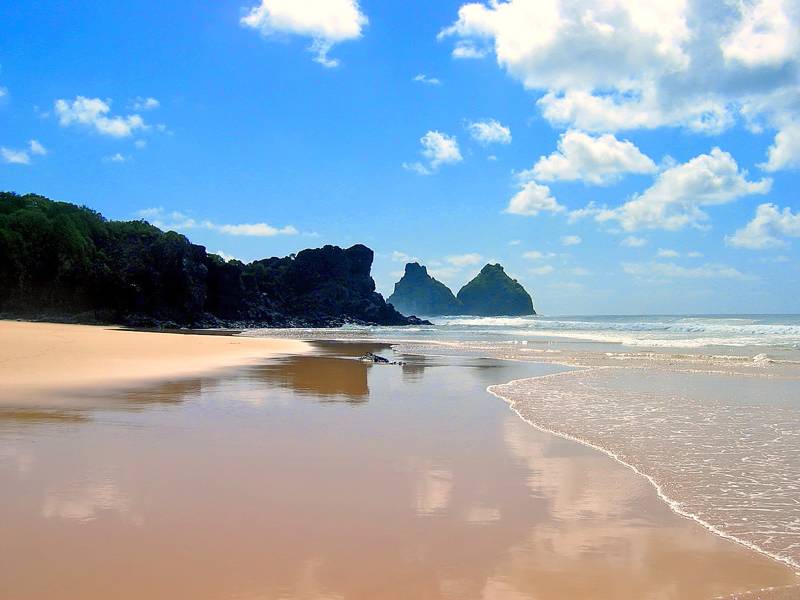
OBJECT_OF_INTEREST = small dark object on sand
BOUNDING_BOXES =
[359,352,391,364]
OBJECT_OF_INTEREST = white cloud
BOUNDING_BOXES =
[596,148,771,231]
[241,0,368,67]
[217,223,298,236]
[28,140,47,155]
[404,130,462,175]
[720,0,799,68]
[137,208,298,237]
[567,201,604,224]
[657,248,680,258]
[505,181,565,216]
[530,265,555,275]
[522,250,555,260]
[561,235,582,246]
[413,74,442,86]
[392,250,419,263]
[726,203,800,249]
[451,41,489,59]
[761,123,800,172]
[55,96,146,138]
[0,86,7,98]
[214,250,239,262]
[440,0,800,136]
[687,251,704,258]
[508,239,522,246]
[103,153,128,163]
[1,147,30,165]
[131,96,160,111]
[621,236,647,247]
[446,253,483,266]
[134,140,147,149]
[623,262,751,280]
[526,129,656,185]
[570,267,590,276]
[467,119,512,145]
[1,140,47,165]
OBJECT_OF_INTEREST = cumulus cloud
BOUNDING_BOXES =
[137,208,298,237]
[623,262,751,280]
[240,0,368,67]
[413,74,442,85]
[505,181,565,216]
[446,253,483,266]
[595,148,771,231]
[561,235,582,246]
[404,130,463,175]
[720,0,799,68]
[440,0,800,138]
[55,96,146,137]
[726,203,800,249]
[761,123,800,171]
[1,147,30,165]
[525,130,656,185]
[467,119,512,145]
[1,140,47,165]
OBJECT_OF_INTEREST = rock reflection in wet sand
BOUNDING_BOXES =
[0,342,796,599]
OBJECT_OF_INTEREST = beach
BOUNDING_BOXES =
[0,321,309,404]
[1,321,798,599]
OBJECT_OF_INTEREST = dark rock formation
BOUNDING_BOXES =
[456,264,535,316]
[387,262,462,316]
[0,192,427,328]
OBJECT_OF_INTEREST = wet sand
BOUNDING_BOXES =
[0,340,797,599]
[0,321,309,403]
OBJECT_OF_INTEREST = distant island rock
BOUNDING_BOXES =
[387,263,462,316]
[0,192,428,329]
[388,262,536,317]
[457,264,535,317]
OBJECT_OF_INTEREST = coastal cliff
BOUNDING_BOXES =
[457,264,535,316]
[387,262,462,316]
[0,192,425,328]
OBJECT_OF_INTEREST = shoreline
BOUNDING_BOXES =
[487,372,800,573]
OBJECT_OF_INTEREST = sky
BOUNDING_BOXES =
[1,0,799,315]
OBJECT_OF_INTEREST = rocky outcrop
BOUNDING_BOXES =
[387,263,462,316]
[0,192,427,328]
[456,264,535,316]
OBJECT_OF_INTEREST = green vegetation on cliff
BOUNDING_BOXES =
[0,192,422,327]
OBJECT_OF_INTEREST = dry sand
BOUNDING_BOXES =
[0,321,308,403]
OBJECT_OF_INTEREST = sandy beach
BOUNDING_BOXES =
[0,321,309,404]
[1,327,798,599]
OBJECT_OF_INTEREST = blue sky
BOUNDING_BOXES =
[1,0,798,315]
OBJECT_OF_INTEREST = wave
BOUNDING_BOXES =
[488,367,800,572]
[433,316,800,349]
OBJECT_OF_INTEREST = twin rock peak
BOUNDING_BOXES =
[387,262,536,317]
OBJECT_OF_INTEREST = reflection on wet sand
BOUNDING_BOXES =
[0,343,796,599]
[248,356,370,401]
